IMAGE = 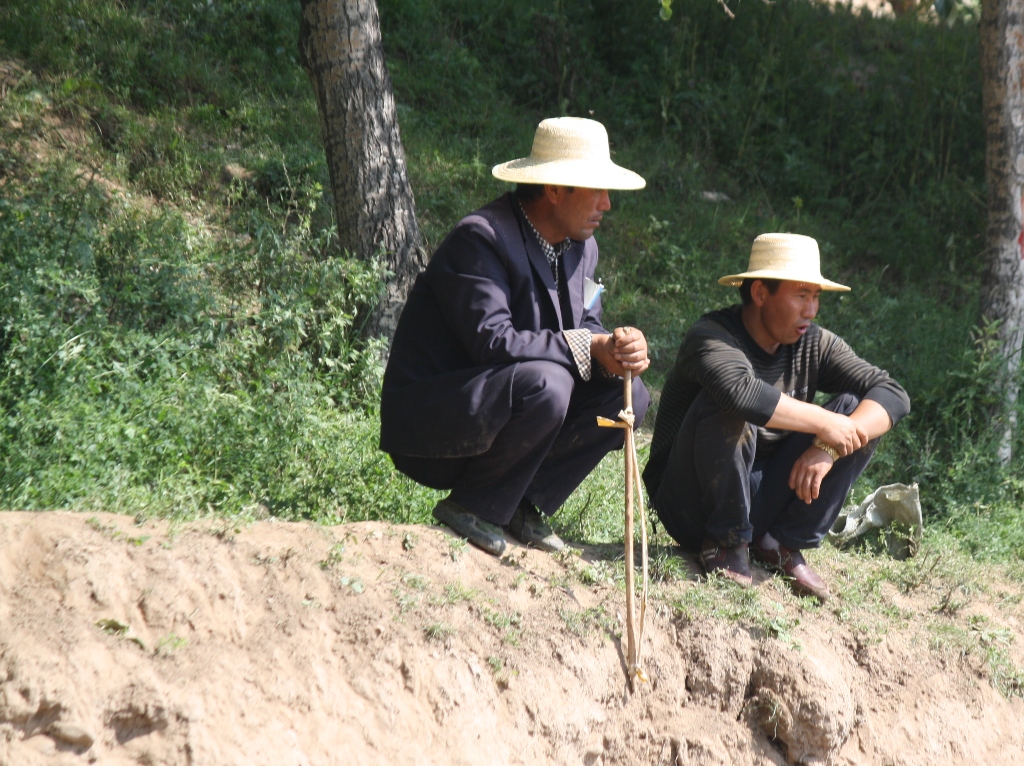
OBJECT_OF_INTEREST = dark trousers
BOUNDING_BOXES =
[653,391,876,551]
[390,360,650,526]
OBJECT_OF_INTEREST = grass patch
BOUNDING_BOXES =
[435,582,476,605]
[424,622,455,642]
[558,605,616,639]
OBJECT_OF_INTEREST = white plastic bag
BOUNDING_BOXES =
[827,483,923,560]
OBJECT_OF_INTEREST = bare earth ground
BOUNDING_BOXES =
[1,512,1022,765]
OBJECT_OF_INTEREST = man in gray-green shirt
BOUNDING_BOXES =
[642,233,909,600]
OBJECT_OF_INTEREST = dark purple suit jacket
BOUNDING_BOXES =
[380,193,610,458]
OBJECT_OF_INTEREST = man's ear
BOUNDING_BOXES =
[543,184,564,206]
[750,279,768,308]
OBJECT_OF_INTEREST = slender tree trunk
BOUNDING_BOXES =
[298,0,427,342]
[979,0,1024,464]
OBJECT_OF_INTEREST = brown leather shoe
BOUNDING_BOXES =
[699,537,752,587]
[751,532,830,601]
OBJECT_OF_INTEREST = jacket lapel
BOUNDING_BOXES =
[563,241,585,328]
[507,197,564,330]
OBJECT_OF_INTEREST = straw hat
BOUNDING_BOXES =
[718,233,849,292]
[492,117,645,190]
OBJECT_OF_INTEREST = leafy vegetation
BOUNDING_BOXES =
[0,0,1020,559]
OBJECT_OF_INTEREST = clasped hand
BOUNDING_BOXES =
[816,412,868,457]
[591,327,650,377]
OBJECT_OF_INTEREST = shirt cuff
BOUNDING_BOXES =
[563,328,593,381]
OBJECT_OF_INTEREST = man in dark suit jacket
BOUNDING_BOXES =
[381,117,651,556]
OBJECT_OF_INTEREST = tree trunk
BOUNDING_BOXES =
[979,0,1024,464]
[298,0,427,342]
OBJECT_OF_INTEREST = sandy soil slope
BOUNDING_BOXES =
[0,511,1021,765]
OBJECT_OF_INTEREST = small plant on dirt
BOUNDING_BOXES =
[424,622,455,642]
[402,532,418,551]
[435,582,476,605]
[319,544,345,570]
[96,618,131,636]
[575,559,619,588]
[95,618,145,650]
[479,607,523,646]
[486,655,515,688]
[448,538,467,561]
[934,583,972,616]
[649,548,692,584]
[391,571,429,618]
[558,607,590,638]
[393,587,419,616]
[986,647,1024,699]
[156,632,188,655]
[552,547,582,566]
[339,576,364,594]
[402,572,428,590]
[212,523,243,542]
[499,549,529,569]
[889,547,944,594]
[762,605,801,651]
[746,691,790,741]
[86,517,122,540]
[558,605,615,639]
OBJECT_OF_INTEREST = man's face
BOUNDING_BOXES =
[759,281,821,346]
[549,186,611,241]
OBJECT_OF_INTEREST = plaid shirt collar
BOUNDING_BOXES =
[518,200,571,286]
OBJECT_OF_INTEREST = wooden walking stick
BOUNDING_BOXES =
[597,362,650,692]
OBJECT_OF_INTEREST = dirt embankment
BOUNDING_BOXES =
[0,512,1022,765]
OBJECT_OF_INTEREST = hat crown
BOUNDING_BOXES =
[491,117,645,190]
[716,232,850,291]
[529,117,610,163]
[748,233,821,276]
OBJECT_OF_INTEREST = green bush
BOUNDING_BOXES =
[0,154,440,521]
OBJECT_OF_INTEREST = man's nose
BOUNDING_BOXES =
[804,299,819,318]
[598,190,611,211]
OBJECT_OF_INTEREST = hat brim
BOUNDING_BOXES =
[492,158,645,191]
[717,270,850,292]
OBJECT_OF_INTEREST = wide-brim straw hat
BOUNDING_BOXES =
[492,117,645,191]
[718,233,850,292]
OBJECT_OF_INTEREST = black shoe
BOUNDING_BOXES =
[432,499,507,557]
[699,537,752,587]
[505,502,565,553]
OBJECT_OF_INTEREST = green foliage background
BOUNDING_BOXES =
[0,0,1020,558]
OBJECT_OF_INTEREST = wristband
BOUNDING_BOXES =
[812,437,840,461]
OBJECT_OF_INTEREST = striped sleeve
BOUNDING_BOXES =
[685,325,781,426]
[817,331,911,425]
